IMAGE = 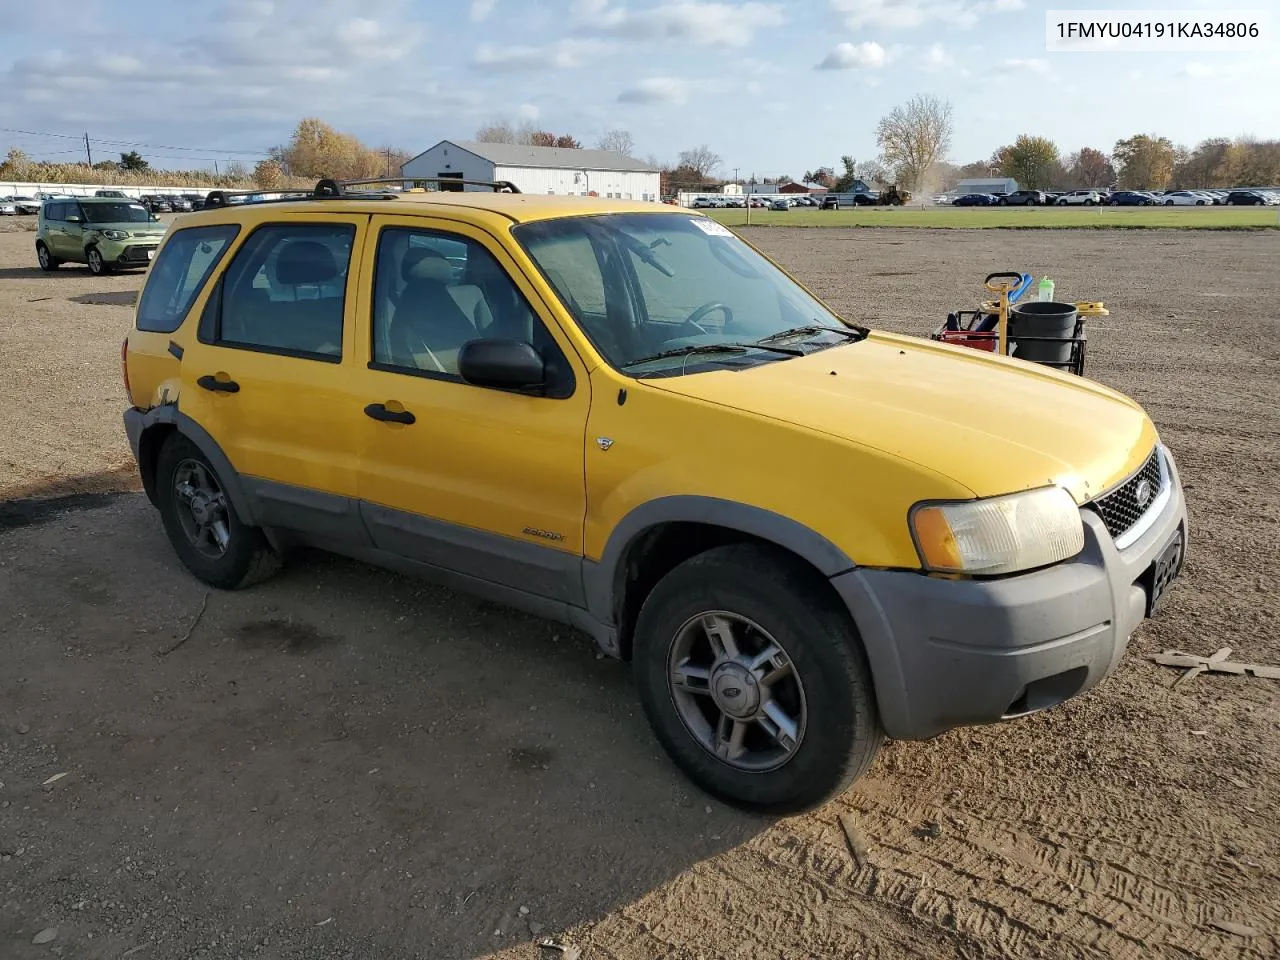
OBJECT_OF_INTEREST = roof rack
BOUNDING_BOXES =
[202,176,521,210]
[316,176,521,195]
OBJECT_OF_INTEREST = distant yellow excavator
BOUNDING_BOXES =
[878,185,912,205]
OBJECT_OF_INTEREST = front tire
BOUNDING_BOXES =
[633,544,883,813]
[86,246,110,275]
[155,435,281,590]
[36,241,60,271]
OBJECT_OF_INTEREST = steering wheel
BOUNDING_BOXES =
[680,301,734,336]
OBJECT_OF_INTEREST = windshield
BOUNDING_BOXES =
[515,213,860,375]
[83,202,151,224]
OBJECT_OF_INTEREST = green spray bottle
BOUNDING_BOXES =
[1037,276,1055,302]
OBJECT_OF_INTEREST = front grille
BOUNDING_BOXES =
[1091,448,1163,539]
[120,244,157,262]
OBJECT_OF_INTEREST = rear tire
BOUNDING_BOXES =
[36,241,59,271]
[155,434,281,590]
[633,544,883,813]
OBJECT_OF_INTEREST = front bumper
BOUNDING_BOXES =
[835,446,1188,740]
[108,243,158,265]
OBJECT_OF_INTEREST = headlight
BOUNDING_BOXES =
[102,229,129,241]
[910,486,1084,576]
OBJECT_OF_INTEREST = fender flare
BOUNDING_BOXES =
[129,406,258,527]
[581,495,856,625]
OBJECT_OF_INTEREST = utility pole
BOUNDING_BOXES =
[214,160,219,176]
[83,133,92,167]
[746,170,753,227]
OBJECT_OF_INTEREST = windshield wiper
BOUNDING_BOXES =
[622,341,803,369]
[757,324,868,345]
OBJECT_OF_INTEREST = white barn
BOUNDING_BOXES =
[400,140,661,200]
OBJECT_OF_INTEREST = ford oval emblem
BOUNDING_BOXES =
[1134,478,1153,510]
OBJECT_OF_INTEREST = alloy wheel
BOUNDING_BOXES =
[172,459,232,559]
[666,611,807,772]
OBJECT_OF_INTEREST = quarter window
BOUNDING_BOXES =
[371,226,556,378]
[136,225,239,334]
[213,223,355,360]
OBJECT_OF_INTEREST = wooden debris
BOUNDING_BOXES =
[838,813,871,869]
[157,592,209,657]
[1151,648,1280,686]
[1208,919,1259,937]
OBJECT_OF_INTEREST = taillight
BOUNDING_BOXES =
[120,338,131,401]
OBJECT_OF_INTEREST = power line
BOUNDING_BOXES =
[0,125,267,156]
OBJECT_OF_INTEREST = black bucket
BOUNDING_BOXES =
[1009,301,1078,365]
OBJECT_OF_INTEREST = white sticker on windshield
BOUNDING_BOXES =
[690,218,734,237]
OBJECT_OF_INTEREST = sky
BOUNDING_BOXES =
[0,0,1276,178]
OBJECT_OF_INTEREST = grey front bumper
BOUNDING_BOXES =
[834,448,1188,740]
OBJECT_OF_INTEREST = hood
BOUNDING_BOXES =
[647,331,1157,503]
[88,221,166,235]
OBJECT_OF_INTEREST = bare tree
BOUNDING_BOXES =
[678,144,722,178]
[474,118,542,145]
[597,129,636,157]
[475,119,517,143]
[875,94,953,191]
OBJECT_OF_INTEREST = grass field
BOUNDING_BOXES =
[707,205,1280,229]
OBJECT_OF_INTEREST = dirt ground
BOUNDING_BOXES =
[1,224,1278,960]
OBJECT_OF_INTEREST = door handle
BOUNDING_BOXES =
[197,374,240,393]
[364,402,415,425]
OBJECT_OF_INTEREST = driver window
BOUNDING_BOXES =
[371,226,553,378]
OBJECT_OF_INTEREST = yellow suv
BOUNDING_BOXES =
[122,177,1187,811]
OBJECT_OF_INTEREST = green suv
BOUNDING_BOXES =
[36,197,167,275]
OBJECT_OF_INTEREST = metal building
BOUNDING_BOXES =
[400,140,661,200]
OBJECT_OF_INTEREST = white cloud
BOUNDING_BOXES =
[998,57,1049,74]
[817,41,890,70]
[470,0,497,21]
[516,102,541,120]
[575,1,786,47]
[473,38,612,70]
[617,76,690,104]
[923,42,953,68]
[830,0,1024,30]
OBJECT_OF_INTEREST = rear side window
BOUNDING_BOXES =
[136,225,239,334]
[44,202,63,221]
[212,223,355,361]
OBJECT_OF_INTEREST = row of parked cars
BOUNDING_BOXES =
[690,195,823,209]
[0,188,210,216]
[942,187,1280,207]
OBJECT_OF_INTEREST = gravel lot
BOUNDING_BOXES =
[1,224,1278,959]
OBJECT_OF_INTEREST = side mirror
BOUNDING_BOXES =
[66,215,82,223]
[458,339,545,392]
[151,214,160,221]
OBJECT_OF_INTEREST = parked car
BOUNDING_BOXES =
[35,197,167,275]
[952,193,999,206]
[820,195,841,210]
[1057,190,1102,206]
[748,197,769,208]
[165,195,194,212]
[1161,190,1211,206]
[11,196,41,214]
[1224,190,1277,205]
[95,190,130,199]
[1106,191,1152,206]
[770,197,790,210]
[120,179,1188,812]
[185,194,207,211]
[140,195,172,213]
[0,197,17,216]
[1001,190,1050,206]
